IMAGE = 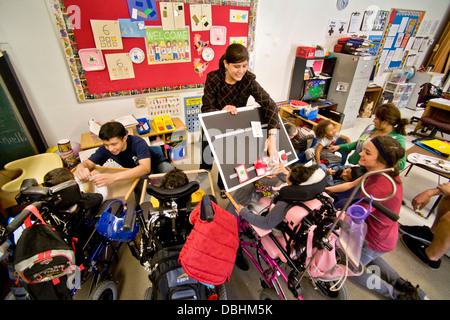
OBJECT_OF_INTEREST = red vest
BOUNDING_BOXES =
[179,201,239,285]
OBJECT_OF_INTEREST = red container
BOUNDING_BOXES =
[296,46,316,58]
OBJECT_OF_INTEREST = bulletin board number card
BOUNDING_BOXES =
[48,0,258,102]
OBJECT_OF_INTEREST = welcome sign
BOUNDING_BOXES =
[145,27,191,65]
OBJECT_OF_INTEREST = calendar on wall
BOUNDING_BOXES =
[184,96,202,133]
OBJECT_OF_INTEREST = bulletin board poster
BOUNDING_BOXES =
[374,8,425,75]
[49,0,257,102]
[145,27,191,65]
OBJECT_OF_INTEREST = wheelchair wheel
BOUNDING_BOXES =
[259,288,281,300]
[315,280,348,300]
[88,280,118,300]
[215,283,227,300]
[143,286,153,300]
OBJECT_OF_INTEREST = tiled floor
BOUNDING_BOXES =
[76,107,450,300]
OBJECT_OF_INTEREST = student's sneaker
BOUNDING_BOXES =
[401,234,441,270]
[399,224,434,245]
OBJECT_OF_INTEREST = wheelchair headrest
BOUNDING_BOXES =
[146,181,200,202]
[275,176,328,203]
[15,180,81,209]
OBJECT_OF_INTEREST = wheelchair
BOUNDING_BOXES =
[230,169,399,300]
[2,178,135,300]
[126,169,228,300]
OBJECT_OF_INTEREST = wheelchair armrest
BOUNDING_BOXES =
[146,181,200,202]
[19,178,39,191]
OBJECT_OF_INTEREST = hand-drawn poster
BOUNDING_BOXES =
[145,27,191,65]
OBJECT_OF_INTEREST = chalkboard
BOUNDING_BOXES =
[199,106,297,192]
[0,51,47,169]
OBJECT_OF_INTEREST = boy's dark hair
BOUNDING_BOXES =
[219,43,249,69]
[159,168,189,190]
[43,167,74,187]
[313,120,333,138]
[284,123,298,137]
[288,164,320,185]
[350,166,367,180]
[99,121,127,141]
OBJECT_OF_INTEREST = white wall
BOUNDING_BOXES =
[252,0,450,102]
[0,0,448,148]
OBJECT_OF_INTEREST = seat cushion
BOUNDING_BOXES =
[420,116,450,133]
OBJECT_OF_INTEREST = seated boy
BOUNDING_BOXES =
[43,167,105,214]
[74,121,174,188]
[319,164,367,186]
[158,168,189,190]
[285,123,315,155]
[234,164,327,230]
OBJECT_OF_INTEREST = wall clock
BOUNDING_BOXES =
[336,0,349,11]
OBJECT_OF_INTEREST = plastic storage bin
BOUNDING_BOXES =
[136,118,151,134]
[299,108,319,120]
[296,46,315,59]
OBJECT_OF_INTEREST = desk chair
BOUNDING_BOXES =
[410,116,450,142]
[1,153,63,193]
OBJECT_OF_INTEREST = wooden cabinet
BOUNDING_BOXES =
[327,53,375,130]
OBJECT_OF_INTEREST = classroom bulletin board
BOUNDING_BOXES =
[374,8,425,75]
[48,0,258,102]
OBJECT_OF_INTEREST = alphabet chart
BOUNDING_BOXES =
[147,94,181,118]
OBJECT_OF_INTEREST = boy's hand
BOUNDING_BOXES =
[74,166,91,182]
[90,173,117,187]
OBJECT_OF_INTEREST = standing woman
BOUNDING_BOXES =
[330,103,409,170]
[327,136,425,300]
[200,43,280,198]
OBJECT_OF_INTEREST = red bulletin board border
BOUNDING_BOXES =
[49,0,257,102]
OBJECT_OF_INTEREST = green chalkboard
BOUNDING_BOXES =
[0,80,35,168]
[0,51,47,169]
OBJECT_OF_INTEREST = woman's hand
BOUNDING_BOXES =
[223,105,238,114]
[329,145,340,153]
[265,129,279,161]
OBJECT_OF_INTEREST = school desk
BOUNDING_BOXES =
[80,117,188,152]
[404,144,450,218]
